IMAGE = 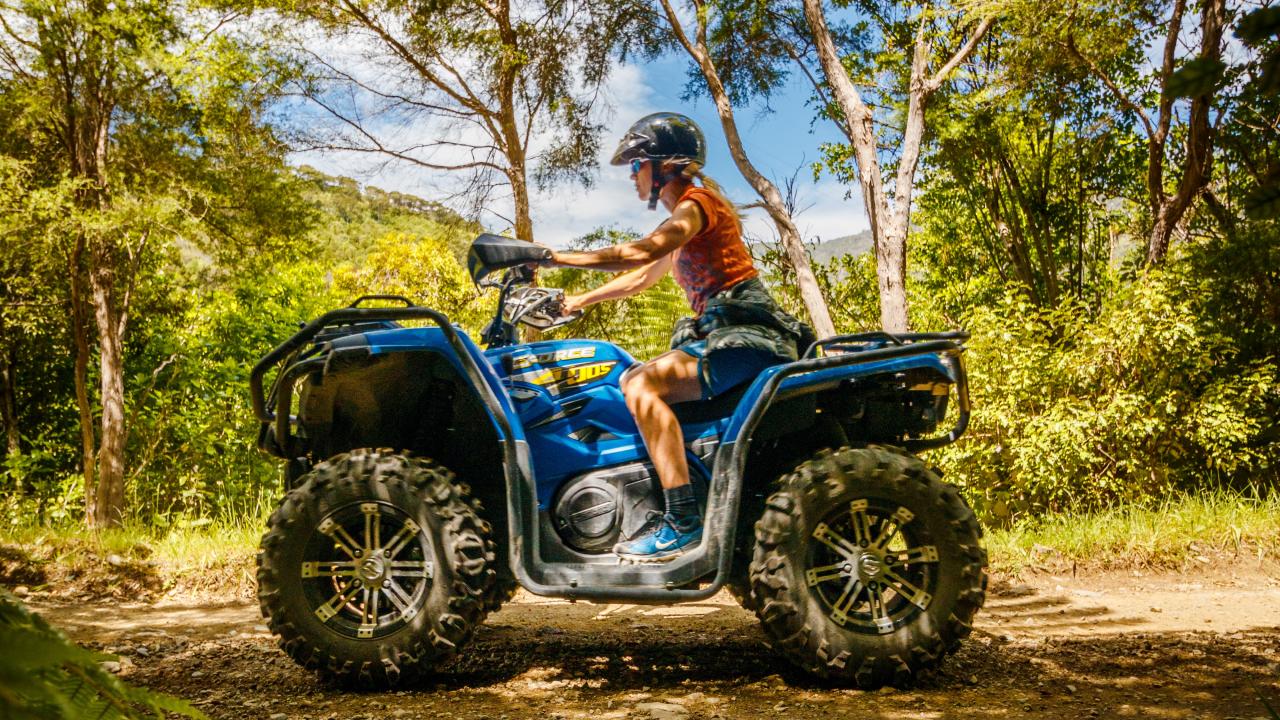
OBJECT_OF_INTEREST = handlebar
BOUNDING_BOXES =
[504,286,581,330]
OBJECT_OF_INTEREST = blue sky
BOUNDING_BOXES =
[292,48,870,248]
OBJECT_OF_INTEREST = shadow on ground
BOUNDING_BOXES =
[35,583,1279,720]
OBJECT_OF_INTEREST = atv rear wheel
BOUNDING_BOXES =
[257,450,497,686]
[749,446,986,687]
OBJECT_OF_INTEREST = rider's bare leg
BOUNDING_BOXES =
[621,349,702,490]
[613,350,705,558]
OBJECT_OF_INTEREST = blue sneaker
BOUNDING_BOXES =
[614,512,703,561]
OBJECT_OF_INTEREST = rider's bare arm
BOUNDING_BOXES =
[565,255,672,313]
[551,200,705,272]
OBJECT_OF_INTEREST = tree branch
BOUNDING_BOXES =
[303,51,482,123]
[1065,35,1156,139]
[297,93,505,173]
[336,0,495,121]
[926,16,994,92]
[1155,0,1189,145]
[657,0,701,61]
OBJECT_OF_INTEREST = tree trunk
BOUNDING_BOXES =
[90,258,127,528]
[658,0,836,338]
[1142,0,1222,265]
[69,237,98,525]
[0,336,19,484]
[878,221,911,333]
[804,0,991,332]
[0,354,16,458]
[804,0,903,332]
[493,0,534,244]
[708,86,836,337]
[510,159,534,242]
[1147,209,1177,265]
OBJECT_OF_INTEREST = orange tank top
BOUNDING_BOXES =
[672,186,758,315]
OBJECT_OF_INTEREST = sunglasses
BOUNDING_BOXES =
[629,158,646,175]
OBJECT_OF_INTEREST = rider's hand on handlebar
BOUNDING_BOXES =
[520,244,557,272]
[562,294,586,315]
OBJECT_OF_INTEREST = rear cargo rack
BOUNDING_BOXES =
[803,329,970,358]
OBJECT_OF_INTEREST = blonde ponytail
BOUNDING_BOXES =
[687,167,743,232]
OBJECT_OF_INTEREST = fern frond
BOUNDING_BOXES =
[0,591,207,720]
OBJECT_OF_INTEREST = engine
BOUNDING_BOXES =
[550,461,707,553]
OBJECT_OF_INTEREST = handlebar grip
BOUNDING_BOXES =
[349,295,416,308]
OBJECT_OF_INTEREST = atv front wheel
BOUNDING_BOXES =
[749,446,986,687]
[257,450,497,686]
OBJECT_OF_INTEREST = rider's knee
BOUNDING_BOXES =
[622,369,657,406]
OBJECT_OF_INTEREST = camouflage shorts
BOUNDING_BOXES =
[669,278,808,398]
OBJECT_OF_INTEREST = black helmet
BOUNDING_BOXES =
[610,112,707,170]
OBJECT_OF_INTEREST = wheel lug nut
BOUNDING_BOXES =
[382,580,391,588]
[354,550,362,557]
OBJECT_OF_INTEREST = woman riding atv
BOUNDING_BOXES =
[544,112,811,561]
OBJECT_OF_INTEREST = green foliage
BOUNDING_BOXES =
[331,233,488,329]
[907,6,1147,314]
[1166,58,1228,99]
[294,167,480,264]
[1236,6,1280,93]
[931,227,1280,524]
[1223,7,1280,221]
[984,488,1280,574]
[751,240,880,333]
[106,182,483,522]
[0,591,204,719]
[1,167,482,524]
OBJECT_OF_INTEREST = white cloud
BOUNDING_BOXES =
[288,54,870,249]
[528,63,662,245]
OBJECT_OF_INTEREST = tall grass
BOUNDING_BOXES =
[985,488,1280,574]
[2,490,1278,595]
[0,512,269,599]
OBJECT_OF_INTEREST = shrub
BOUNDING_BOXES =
[932,231,1280,524]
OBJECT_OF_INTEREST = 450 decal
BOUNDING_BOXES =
[511,361,617,395]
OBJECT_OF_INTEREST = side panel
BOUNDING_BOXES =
[483,339,727,508]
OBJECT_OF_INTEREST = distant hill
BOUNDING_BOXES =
[810,230,874,264]
[296,165,480,263]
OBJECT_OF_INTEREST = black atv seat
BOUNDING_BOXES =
[669,383,751,425]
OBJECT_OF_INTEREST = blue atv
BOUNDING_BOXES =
[251,234,987,688]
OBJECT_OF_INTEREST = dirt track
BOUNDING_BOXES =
[30,568,1280,720]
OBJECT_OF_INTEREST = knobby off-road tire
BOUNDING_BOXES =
[257,450,502,686]
[749,446,987,687]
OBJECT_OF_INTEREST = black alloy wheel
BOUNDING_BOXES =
[805,497,939,635]
[749,446,987,688]
[301,501,434,640]
[258,450,501,686]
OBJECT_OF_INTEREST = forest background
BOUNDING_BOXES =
[0,0,1278,550]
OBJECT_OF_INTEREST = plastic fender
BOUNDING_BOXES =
[721,353,957,443]
[360,325,527,444]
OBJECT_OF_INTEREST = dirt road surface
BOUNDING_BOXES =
[30,568,1280,720]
